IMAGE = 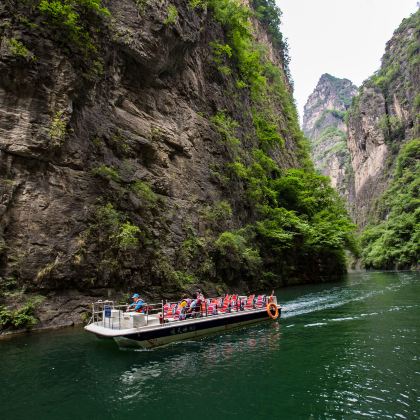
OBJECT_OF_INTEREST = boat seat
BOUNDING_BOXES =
[244,294,256,309]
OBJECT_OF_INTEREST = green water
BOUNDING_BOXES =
[0,272,419,419]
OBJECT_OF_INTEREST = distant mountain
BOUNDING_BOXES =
[303,73,357,197]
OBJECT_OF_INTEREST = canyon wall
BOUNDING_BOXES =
[347,9,419,227]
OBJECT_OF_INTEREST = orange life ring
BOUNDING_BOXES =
[266,302,279,320]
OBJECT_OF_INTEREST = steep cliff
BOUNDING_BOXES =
[303,74,357,198]
[347,9,419,268]
[0,0,355,331]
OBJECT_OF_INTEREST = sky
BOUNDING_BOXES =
[277,0,419,122]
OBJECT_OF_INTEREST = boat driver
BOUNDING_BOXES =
[127,293,145,312]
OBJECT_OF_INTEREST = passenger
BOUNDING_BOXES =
[197,289,205,301]
[177,295,189,310]
[179,306,187,320]
[127,293,145,312]
[193,290,205,315]
[189,299,198,311]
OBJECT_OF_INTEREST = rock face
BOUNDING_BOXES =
[347,9,420,226]
[303,74,357,198]
[0,0,321,330]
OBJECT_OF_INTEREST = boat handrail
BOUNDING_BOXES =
[88,294,277,330]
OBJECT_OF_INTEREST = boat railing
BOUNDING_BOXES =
[89,294,277,330]
[89,300,165,330]
[160,295,275,324]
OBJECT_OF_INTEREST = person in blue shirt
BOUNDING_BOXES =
[127,293,145,312]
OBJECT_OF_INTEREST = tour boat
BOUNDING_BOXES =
[84,294,281,349]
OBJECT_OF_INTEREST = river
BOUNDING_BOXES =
[0,271,418,419]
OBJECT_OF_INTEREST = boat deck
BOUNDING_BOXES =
[85,305,277,337]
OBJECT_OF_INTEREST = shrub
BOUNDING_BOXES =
[134,0,149,13]
[38,0,110,53]
[95,202,121,228]
[173,270,197,284]
[0,298,43,330]
[252,111,284,147]
[164,4,178,25]
[0,307,13,329]
[378,114,405,143]
[11,303,38,329]
[114,222,141,250]
[180,235,205,264]
[92,165,121,183]
[210,111,241,148]
[215,230,262,277]
[371,63,399,90]
[226,147,357,270]
[189,0,208,9]
[49,111,67,145]
[210,41,233,75]
[94,203,142,252]
[203,200,233,222]
[5,38,34,60]
[131,180,158,206]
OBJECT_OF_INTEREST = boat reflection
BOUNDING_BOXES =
[116,322,282,402]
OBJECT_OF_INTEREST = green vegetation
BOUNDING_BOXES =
[361,139,420,269]
[0,305,37,330]
[207,0,309,165]
[252,111,284,148]
[189,0,207,9]
[224,151,357,277]
[371,63,399,90]
[133,0,149,13]
[202,200,233,222]
[180,234,205,265]
[214,230,262,281]
[210,111,240,149]
[49,111,67,145]
[38,0,109,53]
[210,41,233,75]
[0,297,44,331]
[0,277,17,298]
[164,4,178,25]
[171,271,197,288]
[377,114,405,144]
[109,131,132,156]
[314,126,347,146]
[251,0,291,81]
[115,222,142,250]
[314,109,346,129]
[92,165,121,183]
[131,180,159,207]
[5,37,34,60]
[211,162,357,280]
[94,203,141,251]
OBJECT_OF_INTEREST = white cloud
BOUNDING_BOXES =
[277,0,418,122]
